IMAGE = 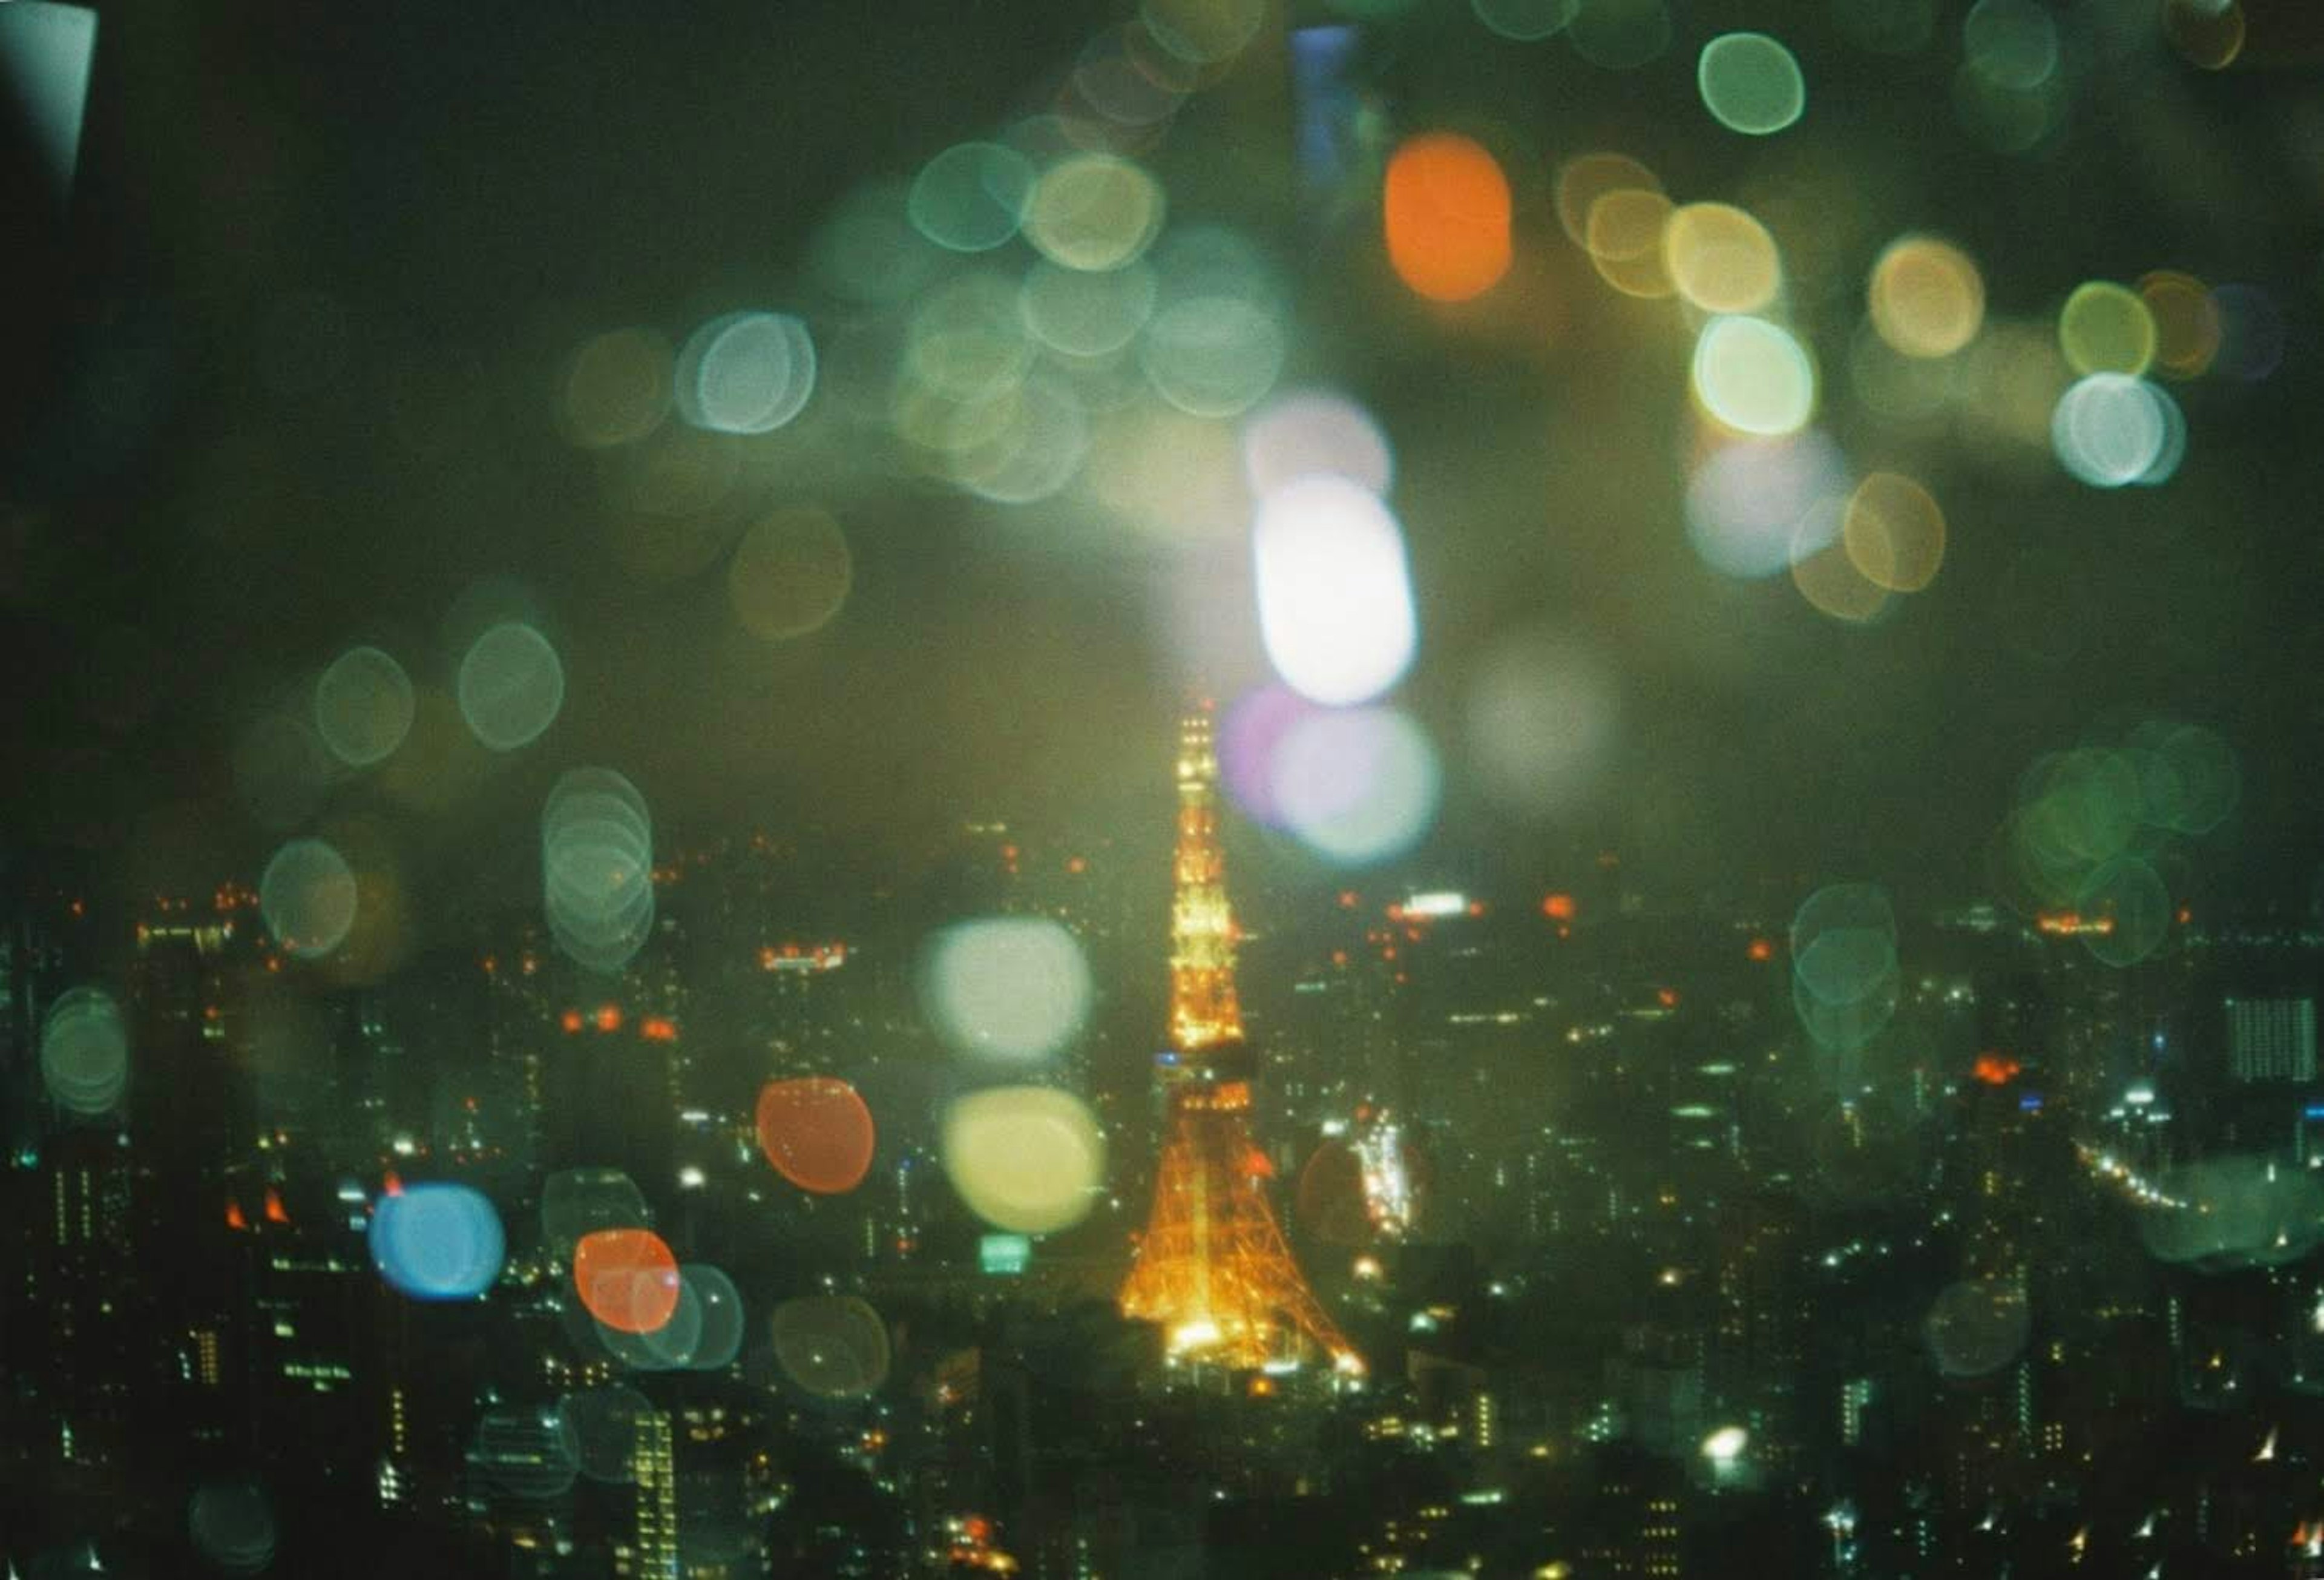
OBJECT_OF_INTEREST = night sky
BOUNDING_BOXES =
[5,0,2324,924]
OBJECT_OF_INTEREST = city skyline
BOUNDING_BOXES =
[9,0,2324,1573]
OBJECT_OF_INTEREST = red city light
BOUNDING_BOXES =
[1972,1052,2022,1086]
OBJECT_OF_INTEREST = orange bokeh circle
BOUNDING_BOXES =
[755,1076,876,1195]
[573,1227,680,1334]
[1384,133,1513,304]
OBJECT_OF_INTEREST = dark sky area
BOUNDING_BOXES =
[4,0,2323,925]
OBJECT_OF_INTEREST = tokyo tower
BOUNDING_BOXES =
[1118,705,1362,1376]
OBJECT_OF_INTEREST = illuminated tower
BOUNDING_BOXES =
[1120,706,1361,1375]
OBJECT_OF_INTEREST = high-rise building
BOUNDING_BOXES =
[1119,706,1359,1376]
[614,1406,678,1579]
[2227,997,2316,1084]
[11,1122,141,1478]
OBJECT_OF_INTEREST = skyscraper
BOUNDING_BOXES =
[614,1406,678,1580]
[2227,997,2316,1084]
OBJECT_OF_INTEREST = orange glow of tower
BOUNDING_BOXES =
[1120,705,1362,1377]
[1167,705,1244,1061]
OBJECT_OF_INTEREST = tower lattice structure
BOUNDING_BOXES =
[1119,706,1362,1375]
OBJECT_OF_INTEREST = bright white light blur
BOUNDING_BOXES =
[1703,1425,1750,1462]
[1170,1319,1221,1352]
[1684,430,1848,579]
[1692,315,1816,435]
[1253,475,1417,707]
[1272,705,1441,866]
[922,918,1093,1061]
[2051,373,2167,487]
[940,1085,1105,1234]
[1403,892,1468,918]
[1240,389,1394,498]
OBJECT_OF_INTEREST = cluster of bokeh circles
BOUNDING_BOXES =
[343,906,1112,1410]
[238,613,567,975]
[1523,118,1969,626]
[151,0,2295,1529]
[542,0,1302,547]
[1788,882,1901,1059]
[401,1122,901,1402]
[912,917,1110,1236]
[1380,7,2286,635]
[540,768,657,974]
[542,1168,748,1372]
[562,311,815,451]
[1199,385,1448,869]
[1988,719,2236,964]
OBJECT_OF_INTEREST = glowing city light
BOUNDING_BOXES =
[1253,475,1418,708]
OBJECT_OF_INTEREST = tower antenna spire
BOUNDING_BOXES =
[1120,705,1361,1375]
